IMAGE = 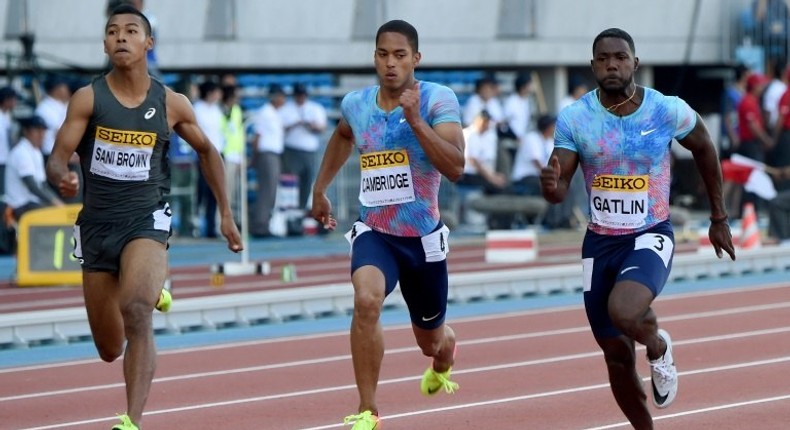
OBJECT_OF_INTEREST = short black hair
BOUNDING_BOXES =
[198,80,219,99]
[593,28,635,55]
[106,4,152,36]
[734,63,750,81]
[515,73,532,92]
[376,20,419,53]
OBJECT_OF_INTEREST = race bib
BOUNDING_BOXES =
[90,126,155,181]
[358,150,415,207]
[590,174,649,229]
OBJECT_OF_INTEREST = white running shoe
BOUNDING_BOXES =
[649,328,678,408]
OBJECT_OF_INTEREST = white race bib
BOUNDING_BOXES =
[590,174,648,229]
[358,150,415,207]
[90,126,155,181]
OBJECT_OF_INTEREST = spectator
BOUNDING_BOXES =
[721,64,751,159]
[460,110,506,193]
[737,73,773,215]
[5,115,62,220]
[511,114,555,197]
[763,61,788,129]
[220,84,244,226]
[165,78,199,238]
[0,86,18,197]
[558,75,589,112]
[35,77,71,160]
[193,80,225,238]
[462,76,504,128]
[250,84,286,238]
[771,66,790,192]
[280,83,328,212]
[503,72,534,141]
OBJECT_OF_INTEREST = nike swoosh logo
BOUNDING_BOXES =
[652,379,669,405]
[399,118,406,123]
[620,266,639,275]
[422,311,442,322]
[640,128,657,136]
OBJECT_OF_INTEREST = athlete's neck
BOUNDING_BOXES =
[106,69,152,108]
[378,78,416,112]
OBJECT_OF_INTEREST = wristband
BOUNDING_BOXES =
[709,214,729,224]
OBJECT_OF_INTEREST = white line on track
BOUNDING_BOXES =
[3,281,788,375]
[582,394,790,429]
[6,281,789,429]
[15,356,790,430]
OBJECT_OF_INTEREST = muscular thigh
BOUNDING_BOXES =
[396,224,450,330]
[582,221,674,338]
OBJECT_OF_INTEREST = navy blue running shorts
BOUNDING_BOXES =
[73,202,172,273]
[347,220,450,330]
[581,220,674,338]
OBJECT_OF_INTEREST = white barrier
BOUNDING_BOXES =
[1,246,788,348]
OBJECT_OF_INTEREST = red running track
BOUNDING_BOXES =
[1,280,789,429]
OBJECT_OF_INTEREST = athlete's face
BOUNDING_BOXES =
[591,37,639,93]
[374,32,421,90]
[103,14,152,68]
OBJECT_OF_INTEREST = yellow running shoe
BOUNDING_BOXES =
[420,367,459,396]
[111,414,139,430]
[343,410,380,429]
[155,288,172,313]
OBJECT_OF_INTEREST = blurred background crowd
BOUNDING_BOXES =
[1,0,790,254]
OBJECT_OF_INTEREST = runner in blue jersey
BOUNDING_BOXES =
[311,20,465,430]
[540,28,735,429]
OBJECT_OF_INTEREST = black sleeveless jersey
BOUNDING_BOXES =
[76,76,170,221]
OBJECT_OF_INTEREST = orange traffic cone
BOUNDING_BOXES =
[740,202,761,250]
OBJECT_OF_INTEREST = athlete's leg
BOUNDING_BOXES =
[596,334,653,430]
[83,271,124,362]
[350,265,387,415]
[413,323,455,373]
[608,280,666,360]
[117,238,168,425]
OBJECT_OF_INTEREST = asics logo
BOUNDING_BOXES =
[640,128,657,136]
[421,311,442,322]
[144,107,156,119]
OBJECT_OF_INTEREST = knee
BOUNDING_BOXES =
[96,341,124,363]
[609,311,639,335]
[121,300,154,336]
[353,290,384,322]
[417,337,443,358]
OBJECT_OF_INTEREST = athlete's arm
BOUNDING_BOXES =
[678,114,735,260]
[540,148,578,204]
[401,83,465,182]
[310,118,353,229]
[46,85,92,198]
[167,89,242,252]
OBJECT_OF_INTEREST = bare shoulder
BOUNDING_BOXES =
[67,84,95,117]
[165,88,195,125]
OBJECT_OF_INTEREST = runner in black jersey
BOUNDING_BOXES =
[45,6,242,430]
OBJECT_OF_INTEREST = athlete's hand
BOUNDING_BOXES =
[311,192,337,231]
[58,171,79,198]
[709,222,736,260]
[220,213,243,253]
[540,155,561,196]
[400,81,421,125]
